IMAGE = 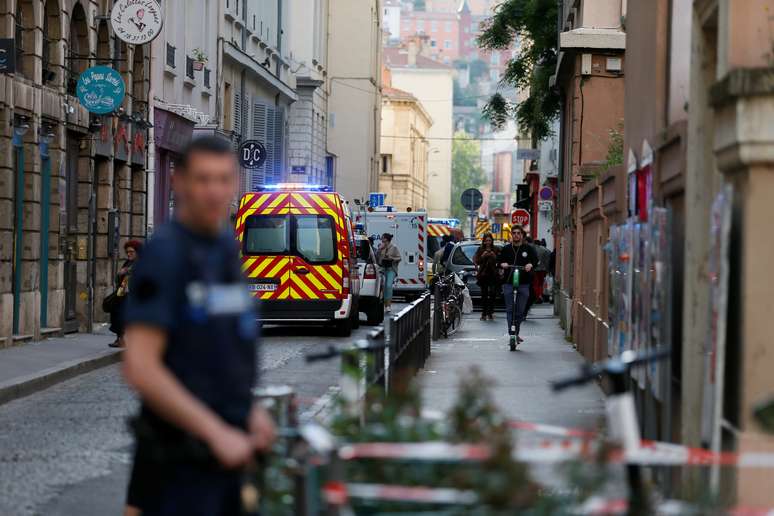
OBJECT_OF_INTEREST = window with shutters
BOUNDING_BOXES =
[250,101,286,189]
[233,92,243,137]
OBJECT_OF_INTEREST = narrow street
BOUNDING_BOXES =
[0,317,401,516]
[0,303,609,516]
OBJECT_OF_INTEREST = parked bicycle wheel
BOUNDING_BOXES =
[443,302,463,337]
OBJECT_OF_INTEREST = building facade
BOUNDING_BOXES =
[385,39,453,217]
[327,0,383,203]
[552,0,626,350]
[220,0,297,194]
[378,85,433,211]
[287,0,331,186]
[0,0,151,343]
[150,0,219,229]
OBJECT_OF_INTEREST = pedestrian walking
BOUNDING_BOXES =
[532,239,551,303]
[121,136,275,516]
[473,232,498,321]
[497,225,537,346]
[106,240,142,348]
[432,235,452,277]
[377,233,402,312]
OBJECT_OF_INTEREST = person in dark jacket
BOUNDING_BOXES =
[497,225,538,345]
[473,232,498,321]
[109,240,143,348]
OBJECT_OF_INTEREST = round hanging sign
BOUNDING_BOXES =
[111,0,164,45]
[76,66,126,115]
[238,140,267,170]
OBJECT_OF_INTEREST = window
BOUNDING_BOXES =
[186,55,194,79]
[445,21,452,32]
[204,67,211,88]
[166,43,176,68]
[431,20,437,32]
[296,215,336,263]
[430,39,437,47]
[444,40,452,49]
[14,3,23,77]
[417,20,425,32]
[381,154,392,174]
[451,245,476,266]
[490,70,499,81]
[244,215,289,255]
[490,53,500,65]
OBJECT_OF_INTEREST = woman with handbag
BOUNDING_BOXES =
[107,240,142,348]
[473,232,498,321]
[376,233,401,313]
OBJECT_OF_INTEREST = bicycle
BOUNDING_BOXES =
[435,272,465,338]
[551,346,671,516]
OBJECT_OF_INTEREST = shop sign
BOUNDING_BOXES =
[0,39,15,73]
[238,140,267,169]
[111,0,164,45]
[76,66,126,115]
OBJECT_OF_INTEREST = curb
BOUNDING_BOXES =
[0,349,123,406]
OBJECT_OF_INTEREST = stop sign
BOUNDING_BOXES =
[511,208,530,227]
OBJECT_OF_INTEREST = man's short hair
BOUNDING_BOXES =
[178,135,235,171]
[511,225,525,237]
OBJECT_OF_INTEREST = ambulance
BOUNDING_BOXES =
[235,184,361,336]
[363,209,428,298]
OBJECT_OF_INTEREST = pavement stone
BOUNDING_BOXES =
[0,329,121,406]
[420,304,606,430]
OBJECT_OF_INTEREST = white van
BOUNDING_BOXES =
[363,210,429,298]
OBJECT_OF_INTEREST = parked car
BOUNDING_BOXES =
[442,240,504,300]
[355,234,385,325]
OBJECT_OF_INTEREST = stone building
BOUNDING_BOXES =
[378,84,432,211]
[0,0,150,343]
[287,0,332,186]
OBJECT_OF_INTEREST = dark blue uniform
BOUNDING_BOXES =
[124,221,257,515]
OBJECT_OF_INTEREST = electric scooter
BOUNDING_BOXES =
[501,264,526,352]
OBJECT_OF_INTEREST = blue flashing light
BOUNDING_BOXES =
[256,183,332,192]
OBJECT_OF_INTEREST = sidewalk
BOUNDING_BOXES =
[0,328,120,405]
[420,304,605,431]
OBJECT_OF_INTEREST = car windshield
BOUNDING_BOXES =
[451,245,478,266]
[296,215,336,263]
[243,215,289,254]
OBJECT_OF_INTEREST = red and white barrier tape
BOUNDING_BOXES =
[509,420,597,439]
[339,439,774,468]
[326,483,774,514]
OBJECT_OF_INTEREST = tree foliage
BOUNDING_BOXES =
[451,131,487,223]
[478,0,560,140]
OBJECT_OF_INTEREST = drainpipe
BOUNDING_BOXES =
[11,120,29,335]
[38,126,55,329]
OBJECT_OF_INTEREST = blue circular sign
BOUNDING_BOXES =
[76,66,126,115]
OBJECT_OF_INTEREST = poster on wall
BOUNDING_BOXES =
[701,184,733,453]
[649,207,670,401]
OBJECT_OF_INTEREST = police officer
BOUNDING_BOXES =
[122,136,275,515]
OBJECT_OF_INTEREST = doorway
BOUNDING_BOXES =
[62,134,80,332]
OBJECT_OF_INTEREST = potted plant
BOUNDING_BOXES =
[191,48,207,71]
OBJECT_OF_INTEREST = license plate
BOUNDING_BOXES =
[248,283,277,292]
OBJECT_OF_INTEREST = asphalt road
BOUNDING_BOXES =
[0,310,402,516]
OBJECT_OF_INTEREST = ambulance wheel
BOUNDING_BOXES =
[366,301,384,325]
[335,317,353,337]
[352,299,361,329]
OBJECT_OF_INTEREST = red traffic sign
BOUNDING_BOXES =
[511,209,530,227]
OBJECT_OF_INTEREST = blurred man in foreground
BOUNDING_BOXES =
[122,136,275,515]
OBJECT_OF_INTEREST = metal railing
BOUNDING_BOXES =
[386,291,432,392]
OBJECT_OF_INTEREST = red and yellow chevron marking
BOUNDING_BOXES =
[475,220,491,238]
[236,190,351,301]
[427,224,451,237]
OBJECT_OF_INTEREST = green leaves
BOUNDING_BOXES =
[451,131,487,223]
[478,0,560,139]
